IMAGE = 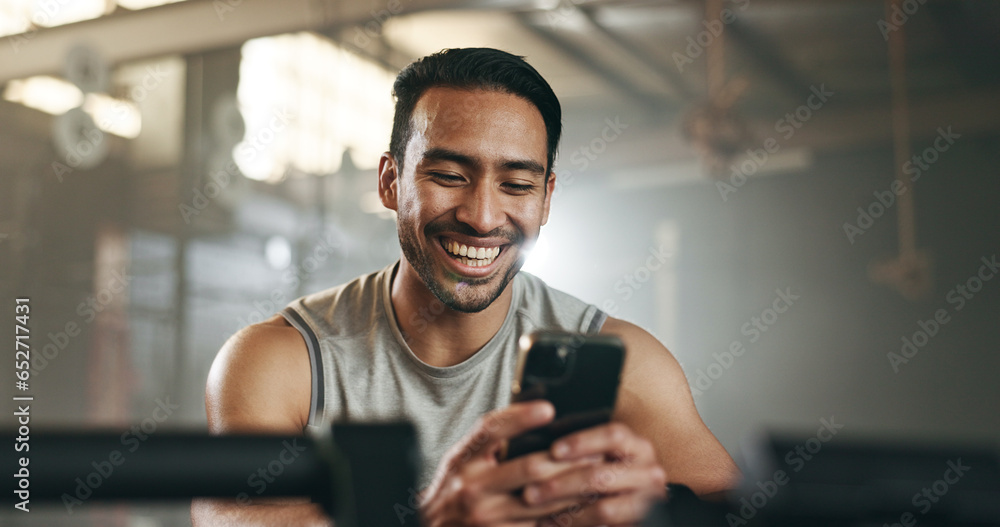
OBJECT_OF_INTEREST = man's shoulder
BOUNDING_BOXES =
[293,264,389,310]
[285,263,394,334]
[515,270,586,304]
[207,315,312,433]
[219,315,309,374]
[514,271,606,332]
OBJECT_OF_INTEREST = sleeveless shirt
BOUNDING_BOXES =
[281,260,607,488]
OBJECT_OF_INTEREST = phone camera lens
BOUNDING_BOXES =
[530,345,570,379]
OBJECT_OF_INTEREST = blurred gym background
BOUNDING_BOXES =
[1,0,999,525]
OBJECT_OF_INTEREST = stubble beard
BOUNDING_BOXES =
[396,213,524,314]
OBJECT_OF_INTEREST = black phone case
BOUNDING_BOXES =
[504,331,626,459]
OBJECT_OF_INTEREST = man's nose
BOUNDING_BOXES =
[455,181,505,235]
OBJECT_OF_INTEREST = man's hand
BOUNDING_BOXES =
[420,401,606,526]
[522,422,668,526]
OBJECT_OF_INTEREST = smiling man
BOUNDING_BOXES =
[193,48,737,527]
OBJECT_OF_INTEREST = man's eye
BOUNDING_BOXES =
[504,183,534,193]
[431,173,463,183]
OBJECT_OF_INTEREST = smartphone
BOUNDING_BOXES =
[502,331,626,460]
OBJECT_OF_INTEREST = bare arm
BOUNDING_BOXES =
[601,316,740,497]
[191,314,333,527]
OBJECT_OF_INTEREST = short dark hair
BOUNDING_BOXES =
[389,48,562,177]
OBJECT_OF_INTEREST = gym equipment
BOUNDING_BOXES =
[2,422,420,527]
[6,425,1000,526]
[644,433,1000,526]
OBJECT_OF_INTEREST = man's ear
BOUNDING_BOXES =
[378,152,399,211]
[541,170,556,226]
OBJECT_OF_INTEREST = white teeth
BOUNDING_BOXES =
[443,239,501,267]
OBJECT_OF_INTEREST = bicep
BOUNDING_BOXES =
[205,318,312,435]
[196,318,328,525]
[601,317,739,495]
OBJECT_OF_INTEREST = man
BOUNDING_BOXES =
[192,48,738,526]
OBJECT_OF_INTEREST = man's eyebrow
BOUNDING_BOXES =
[500,158,546,177]
[421,147,479,169]
[421,147,546,177]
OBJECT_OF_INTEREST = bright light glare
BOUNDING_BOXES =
[265,235,292,270]
[359,191,396,220]
[117,0,186,10]
[3,77,142,138]
[0,0,110,37]
[3,76,83,115]
[0,1,30,38]
[235,32,395,183]
[32,0,106,27]
[84,93,142,138]
[520,232,550,276]
[359,191,385,214]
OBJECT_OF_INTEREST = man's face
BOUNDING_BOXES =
[380,87,555,313]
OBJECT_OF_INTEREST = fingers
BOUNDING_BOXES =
[426,401,559,498]
[462,491,589,525]
[426,472,593,526]
[483,452,602,493]
[430,400,556,485]
[525,423,666,526]
[521,461,666,507]
[550,422,657,464]
[465,401,556,459]
[537,491,661,527]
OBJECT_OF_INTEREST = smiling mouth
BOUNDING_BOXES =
[439,238,503,267]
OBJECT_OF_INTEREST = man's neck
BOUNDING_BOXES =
[390,259,514,368]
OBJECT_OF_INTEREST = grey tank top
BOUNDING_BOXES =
[281,260,607,488]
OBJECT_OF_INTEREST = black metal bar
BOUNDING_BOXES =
[2,422,419,527]
[3,432,325,501]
